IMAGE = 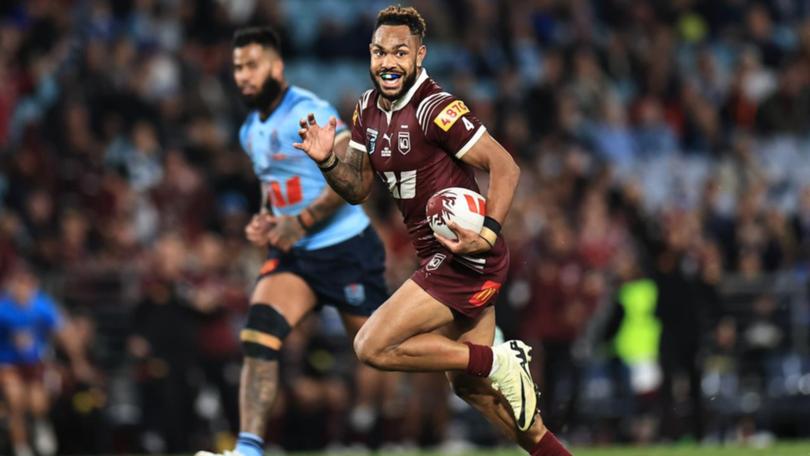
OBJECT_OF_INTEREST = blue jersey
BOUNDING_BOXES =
[0,291,62,365]
[239,86,370,250]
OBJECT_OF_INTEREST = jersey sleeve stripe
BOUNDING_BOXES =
[417,92,451,125]
[416,92,450,120]
[420,94,453,131]
[455,126,486,159]
[361,90,373,110]
[348,139,366,152]
[416,92,450,118]
[419,96,450,131]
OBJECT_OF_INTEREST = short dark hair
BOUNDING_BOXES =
[375,5,426,40]
[232,26,281,51]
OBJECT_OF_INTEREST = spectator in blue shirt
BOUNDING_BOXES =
[0,262,95,456]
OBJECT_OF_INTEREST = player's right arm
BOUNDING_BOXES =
[293,113,374,204]
[239,118,275,246]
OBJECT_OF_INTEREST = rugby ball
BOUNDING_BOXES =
[426,187,486,240]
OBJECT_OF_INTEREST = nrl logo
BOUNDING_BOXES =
[382,132,392,157]
[426,253,446,271]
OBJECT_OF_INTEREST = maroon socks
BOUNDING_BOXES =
[465,342,493,377]
[531,431,572,456]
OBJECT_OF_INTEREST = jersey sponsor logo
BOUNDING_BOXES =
[344,283,366,305]
[398,131,411,155]
[352,106,359,125]
[426,253,446,271]
[382,132,392,157]
[434,100,470,132]
[468,280,501,307]
[366,128,378,155]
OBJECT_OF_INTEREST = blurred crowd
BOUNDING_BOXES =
[2,0,810,454]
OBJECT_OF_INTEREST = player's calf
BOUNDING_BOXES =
[447,371,546,449]
[234,303,292,456]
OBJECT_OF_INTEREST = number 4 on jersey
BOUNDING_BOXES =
[462,117,475,131]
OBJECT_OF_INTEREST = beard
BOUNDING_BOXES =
[370,66,418,101]
[240,75,283,111]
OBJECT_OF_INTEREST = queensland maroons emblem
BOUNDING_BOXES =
[398,131,411,155]
[426,253,446,271]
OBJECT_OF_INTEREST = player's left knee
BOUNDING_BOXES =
[353,331,393,370]
[240,303,292,360]
[354,334,382,368]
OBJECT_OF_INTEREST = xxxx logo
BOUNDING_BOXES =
[468,280,501,307]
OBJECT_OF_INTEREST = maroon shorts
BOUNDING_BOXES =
[411,238,510,319]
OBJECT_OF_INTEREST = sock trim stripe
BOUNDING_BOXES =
[237,434,264,449]
[237,432,263,440]
[237,438,263,446]
[238,438,262,446]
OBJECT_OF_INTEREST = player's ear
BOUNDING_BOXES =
[417,44,426,67]
[272,57,284,80]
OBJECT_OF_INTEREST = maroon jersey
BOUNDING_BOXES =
[350,69,509,317]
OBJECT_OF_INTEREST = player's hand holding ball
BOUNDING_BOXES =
[427,187,493,255]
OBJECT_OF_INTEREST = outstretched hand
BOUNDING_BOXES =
[434,221,492,255]
[293,113,337,163]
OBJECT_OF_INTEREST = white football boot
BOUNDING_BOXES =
[489,340,539,431]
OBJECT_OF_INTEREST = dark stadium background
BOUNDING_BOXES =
[2,0,810,454]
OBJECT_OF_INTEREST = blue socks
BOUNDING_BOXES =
[235,432,264,456]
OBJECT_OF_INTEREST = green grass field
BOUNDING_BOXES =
[287,442,810,456]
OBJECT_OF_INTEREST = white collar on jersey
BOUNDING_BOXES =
[378,68,429,112]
